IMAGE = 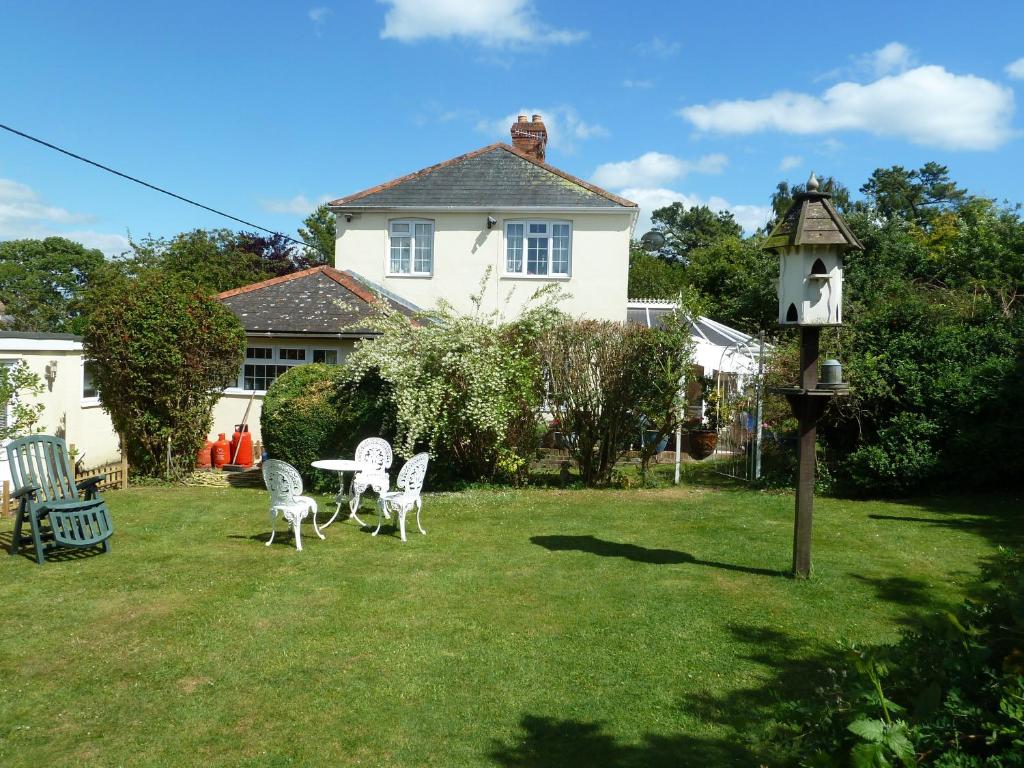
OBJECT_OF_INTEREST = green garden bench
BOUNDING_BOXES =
[7,435,113,564]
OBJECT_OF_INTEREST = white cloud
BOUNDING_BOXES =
[1007,57,1024,80]
[779,155,803,171]
[857,41,915,78]
[622,79,654,89]
[308,6,331,35]
[379,0,585,47]
[636,37,680,59]
[0,178,129,257]
[0,179,93,226]
[476,106,607,153]
[620,187,770,236]
[591,151,727,189]
[260,194,333,215]
[679,65,1014,150]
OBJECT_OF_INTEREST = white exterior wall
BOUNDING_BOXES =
[335,210,633,321]
[212,335,359,445]
[0,339,121,483]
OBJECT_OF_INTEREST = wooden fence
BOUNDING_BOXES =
[2,454,129,518]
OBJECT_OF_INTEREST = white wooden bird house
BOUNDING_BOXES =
[765,173,863,327]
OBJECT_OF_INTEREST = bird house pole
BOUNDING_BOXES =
[765,173,863,578]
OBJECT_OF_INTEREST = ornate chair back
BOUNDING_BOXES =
[262,460,304,506]
[396,453,430,494]
[354,438,393,476]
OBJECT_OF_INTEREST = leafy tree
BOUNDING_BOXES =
[683,236,777,331]
[0,362,45,441]
[859,162,967,227]
[650,204,743,262]
[298,204,335,267]
[627,242,688,299]
[0,237,105,333]
[118,229,301,293]
[84,270,246,478]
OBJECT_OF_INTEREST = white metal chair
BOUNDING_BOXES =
[261,459,323,551]
[349,438,393,517]
[374,453,430,542]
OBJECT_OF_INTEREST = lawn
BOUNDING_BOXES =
[0,480,1017,767]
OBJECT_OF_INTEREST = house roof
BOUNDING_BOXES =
[626,300,764,350]
[329,143,637,210]
[764,183,863,252]
[216,266,414,336]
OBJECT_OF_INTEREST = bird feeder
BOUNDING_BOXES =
[765,172,863,578]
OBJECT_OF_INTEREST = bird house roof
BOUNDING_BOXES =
[764,175,864,252]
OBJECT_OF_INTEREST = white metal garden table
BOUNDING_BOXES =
[311,459,380,528]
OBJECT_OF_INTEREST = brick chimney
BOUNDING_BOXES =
[510,113,547,162]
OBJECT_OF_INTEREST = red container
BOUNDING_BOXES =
[196,438,213,468]
[212,433,231,468]
[230,424,253,467]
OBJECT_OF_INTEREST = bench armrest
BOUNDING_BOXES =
[12,483,40,500]
[76,475,106,499]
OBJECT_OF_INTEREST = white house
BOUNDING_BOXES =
[0,331,121,483]
[329,115,638,321]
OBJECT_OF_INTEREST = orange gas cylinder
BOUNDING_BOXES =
[212,433,231,468]
[196,438,213,468]
[231,424,253,467]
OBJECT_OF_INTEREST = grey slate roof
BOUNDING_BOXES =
[217,267,415,336]
[330,144,636,210]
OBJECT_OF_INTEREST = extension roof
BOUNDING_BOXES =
[764,189,863,252]
[216,266,415,336]
[329,143,637,210]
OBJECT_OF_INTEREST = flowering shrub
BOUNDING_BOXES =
[344,274,560,484]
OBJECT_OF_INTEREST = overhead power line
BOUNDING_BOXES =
[0,121,315,250]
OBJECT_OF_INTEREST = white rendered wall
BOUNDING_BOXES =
[0,345,121,483]
[335,210,633,321]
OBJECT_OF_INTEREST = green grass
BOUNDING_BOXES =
[0,481,1018,767]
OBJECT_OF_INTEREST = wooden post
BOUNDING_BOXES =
[2,480,9,518]
[792,327,820,578]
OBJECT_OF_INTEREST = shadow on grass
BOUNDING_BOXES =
[0,530,108,563]
[868,503,1023,550]
[488,713,756,767]
[851,574,936,611]
[530,534,786,577]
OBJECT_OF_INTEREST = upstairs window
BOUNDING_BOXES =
[505,220,571,277]
[389,220,433,275]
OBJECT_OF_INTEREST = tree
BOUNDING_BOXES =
[0,237,105,333]
[859,162,967,227]
[298,204,335,267]
[627,242,688,300]
[118,229,302,293]
[84,270,246,478]
[0,362,45,442]
[650,204,743,262]
[683,236,777,331]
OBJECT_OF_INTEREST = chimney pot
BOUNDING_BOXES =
[510,112,548,162]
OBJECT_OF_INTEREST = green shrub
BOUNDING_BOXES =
[261,363,393,489]
[766,549,1024,766]
[84,269,246,479]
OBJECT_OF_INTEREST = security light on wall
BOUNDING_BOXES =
[45,360,58,391]
[487,216,497,229]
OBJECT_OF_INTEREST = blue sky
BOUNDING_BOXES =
[2,0,1023,256]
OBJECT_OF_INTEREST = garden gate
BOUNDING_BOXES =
[712,333,765,482]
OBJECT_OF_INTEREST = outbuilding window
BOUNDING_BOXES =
[505,220,571,277]
[388,219,434,276]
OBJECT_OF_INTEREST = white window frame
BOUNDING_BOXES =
[503,220,572,278]
[228,344,345,394]
[81,360,101,407]
[386,218,434,277]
